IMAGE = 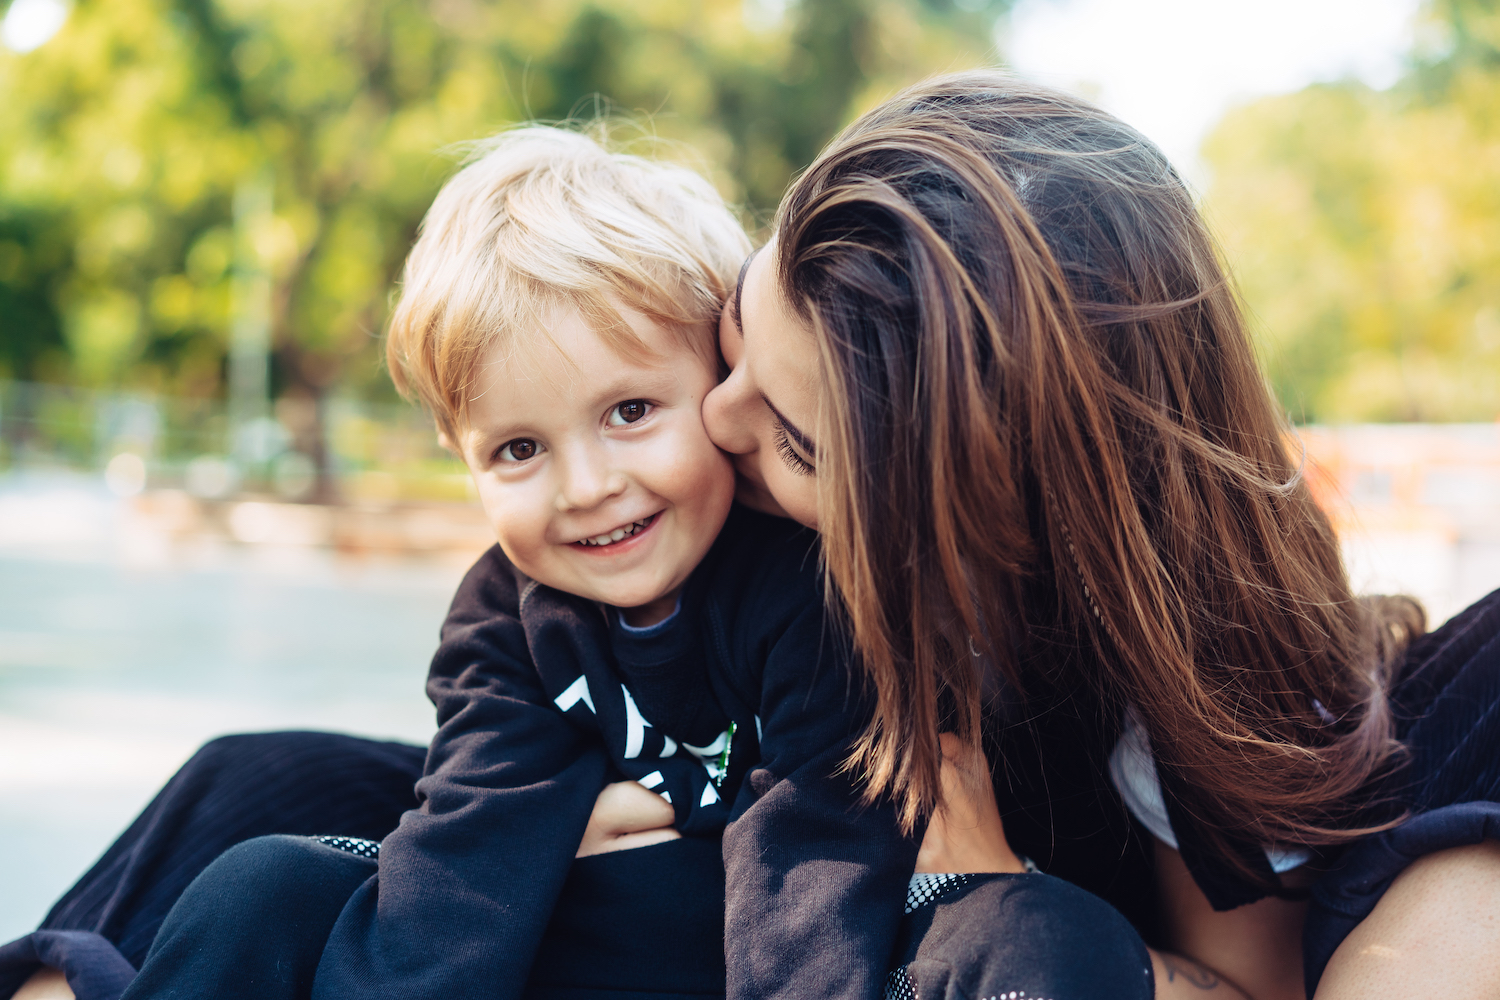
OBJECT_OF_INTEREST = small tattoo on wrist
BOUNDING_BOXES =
[1163,955,1221,990]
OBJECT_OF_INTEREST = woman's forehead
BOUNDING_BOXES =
[740,245,817,386]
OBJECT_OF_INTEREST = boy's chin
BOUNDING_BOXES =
[594,583,682,627]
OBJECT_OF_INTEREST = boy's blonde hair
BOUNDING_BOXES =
[386,125,752,441]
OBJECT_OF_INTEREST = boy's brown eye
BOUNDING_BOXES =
[498,438,539,463]
[609,400,650,426]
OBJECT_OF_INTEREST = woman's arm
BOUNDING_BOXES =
[1153,838,1307,1000]
[914,733,1025,874]
[1149,951,1253,1000]
[914,741,1270,1000]
[1315,840,1500,999]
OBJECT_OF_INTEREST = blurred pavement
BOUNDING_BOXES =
[0,469,481,940]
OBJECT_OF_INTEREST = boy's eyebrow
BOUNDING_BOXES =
[590,368,683,402]
[731,248,760,336]
[761,393,815,456]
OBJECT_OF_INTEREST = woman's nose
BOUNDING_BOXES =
[703,366,755,456]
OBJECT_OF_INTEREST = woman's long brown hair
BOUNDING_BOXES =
[775,72,1423,886]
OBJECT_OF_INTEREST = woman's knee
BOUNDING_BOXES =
[1316,841,1500,999]
[180,835,375,923]
[898,874,1153,1000]
[122,838,375,1000]
[185,732,359,778]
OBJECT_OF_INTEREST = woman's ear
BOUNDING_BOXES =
[437,430,457,454]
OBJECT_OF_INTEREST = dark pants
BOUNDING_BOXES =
[118,834,729,1000]
[114,838,1151,1000]
[0,729,1154,1000]
[0,732,426,1000]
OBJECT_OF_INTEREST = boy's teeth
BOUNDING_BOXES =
[580,516,652,546]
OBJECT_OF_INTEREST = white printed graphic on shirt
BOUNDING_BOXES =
[683,729,732,786]
[621,685,652,759]
[554,676,595,715]
[552,672,736,809]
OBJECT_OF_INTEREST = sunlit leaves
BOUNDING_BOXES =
[1204,0,1500,422]
[0,0,1003,399]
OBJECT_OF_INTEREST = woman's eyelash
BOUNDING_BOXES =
[773,422,815,476]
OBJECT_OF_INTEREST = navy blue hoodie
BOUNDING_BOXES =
[310,505,919,1000]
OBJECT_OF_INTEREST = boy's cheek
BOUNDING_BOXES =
[652,430,735,510]
[471,478,543,567]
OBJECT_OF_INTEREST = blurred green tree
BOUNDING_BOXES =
[1203,0,1500,422]
[0,0,1004,471]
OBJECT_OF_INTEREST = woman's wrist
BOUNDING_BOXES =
[1149,949,1254,1000]
[915,733,1026,874]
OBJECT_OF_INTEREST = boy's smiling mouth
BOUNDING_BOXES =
[572,513,659,549]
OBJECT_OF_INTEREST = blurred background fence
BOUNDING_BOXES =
[0,376,492,554]
[0,377,469,505]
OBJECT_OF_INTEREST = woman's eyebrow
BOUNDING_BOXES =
[761,393,816,455]
[731,248,760,335]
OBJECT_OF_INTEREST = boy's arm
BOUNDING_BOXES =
[311,547,608,1000]
[721,601,921,1000]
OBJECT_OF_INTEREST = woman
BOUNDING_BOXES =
[700,71,1500,1000]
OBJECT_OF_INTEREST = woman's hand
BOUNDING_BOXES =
[575,780,682,858]
[914,733,1026,874]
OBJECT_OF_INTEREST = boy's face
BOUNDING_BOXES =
[457,305,735,626]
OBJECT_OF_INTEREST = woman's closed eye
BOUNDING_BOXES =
[495,438,543,464]
[773,420,815,476]
[607,399,652,426]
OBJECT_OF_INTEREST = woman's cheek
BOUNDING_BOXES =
[765,463,819,529]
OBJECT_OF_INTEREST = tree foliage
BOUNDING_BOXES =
[1204,0,1500,422]
[0,0,1004,402]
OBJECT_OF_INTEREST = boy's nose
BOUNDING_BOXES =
[555,451,627,512]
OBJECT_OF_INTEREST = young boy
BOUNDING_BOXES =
[117,128,917,1000]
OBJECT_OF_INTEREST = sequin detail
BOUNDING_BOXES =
[904,872,973,913]
[884,968,1050,1000]
[313,835,381,859]
[904,860,1039,915]
[883,967,917,1000]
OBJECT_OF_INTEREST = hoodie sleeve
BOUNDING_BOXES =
[720,559,920,1000]
[311,546,608,1000]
